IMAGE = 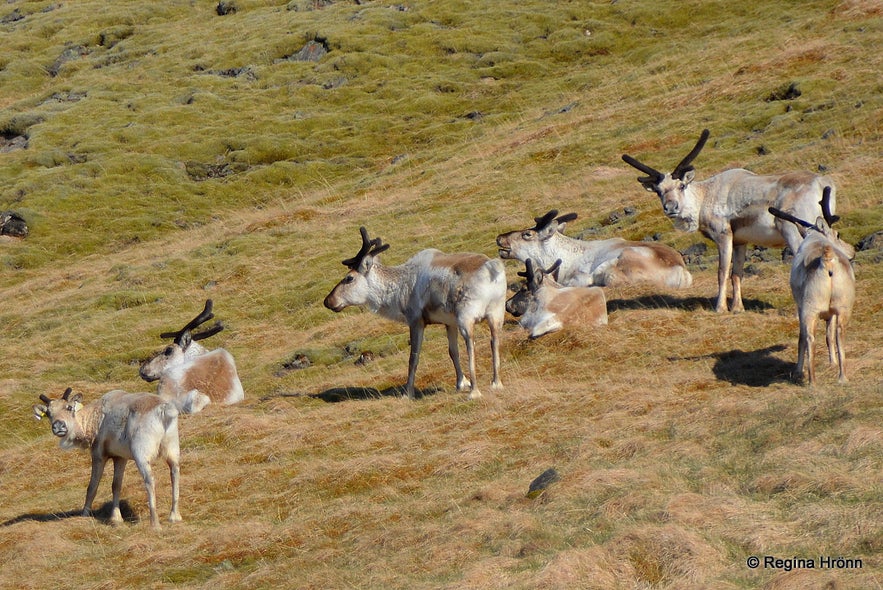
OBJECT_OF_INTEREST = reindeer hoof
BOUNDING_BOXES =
[466,389,483,400]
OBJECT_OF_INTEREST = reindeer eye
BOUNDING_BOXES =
[343,275,355,284]
[522,231,535,240]
[164,346,175,357]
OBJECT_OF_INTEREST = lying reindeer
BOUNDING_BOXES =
[496,210,692,289]
[139,299,244,413]
[324,226,506,399]
[769,187,855,385]
[34,387,181,529]
[507,258,608,339]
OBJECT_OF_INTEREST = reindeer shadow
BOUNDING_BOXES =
[670,344,794,387]
[607,295,773,313]
[266,385,444,403]
[1,500,137,527]
[312,385,446,402]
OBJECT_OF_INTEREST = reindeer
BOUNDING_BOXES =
[622,129,836,312]
[139,299,244,414]
[324,226,506,399]
[33,387,181,529]
[769,188,855,385]
[496,210,692,289]
[507,258,608,339]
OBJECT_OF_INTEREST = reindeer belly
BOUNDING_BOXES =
[733,221,785,248]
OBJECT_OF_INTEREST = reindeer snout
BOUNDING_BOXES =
[139,366,159,382]
[51,420,68,438]
[663,200,680,216]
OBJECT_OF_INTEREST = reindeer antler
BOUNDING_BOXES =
[191,321,225,341]
[341,227,388,269]
[159,300,216,344]
[621,154,665,184]
[819,186,840,226]
[672,129,710,180]
[768,207,821,233]
[61,387,73,401]
[532,210,577,232]
[533,210,559,231]
[545,259,563,280]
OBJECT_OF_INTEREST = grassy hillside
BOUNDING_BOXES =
[1,0,880,588]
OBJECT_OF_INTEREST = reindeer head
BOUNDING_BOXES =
[139,299,224,382]
[505,258,562,317]
[34,387,84,446]
[324,226,390,312]
[622,129,710,232]
[495,210,578,262]
[769,187,855,261]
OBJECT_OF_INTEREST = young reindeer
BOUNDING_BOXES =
[139,300,244,414]
[324,226,507,400]
[506,258,608,339]
[33,387,181,529]
[769,188,855,385]
[496,209,692,289]
[622,129,836,313]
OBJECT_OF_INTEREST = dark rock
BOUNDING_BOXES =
[766,82,801,102]
[0,135,28,153]
[857,230,883,251]
[48,45,89,77]
[216,1,237,15]
[354,351,375,366]
[0,212,29,238]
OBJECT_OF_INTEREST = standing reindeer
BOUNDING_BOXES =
[324,227,506,399]
[622,129,836,312]
[33,387,181,529]
[769,188,855,385]
[139,300,244,413]
[496,210,692,289]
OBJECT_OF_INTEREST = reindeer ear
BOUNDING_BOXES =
[33,405,48,420]
[682,169,696,184]
[536,221,558,240]
[178,331,193,350]
[639,178,658,192]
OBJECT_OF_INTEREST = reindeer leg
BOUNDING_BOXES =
[487,312,503,390]
[825,316,836,365]
[460,321,481,400]
[405,321,425,399]
[714,233,734,313]
[110,457,127,524]
[445,324,470,391]
[730,244,747,313]
[805,315,817,386]
[167,458,181,523]
[795,314,808,384]
[134,456,160,530]
[833,315,848,383]
[83,453,108,518]
[165,431,182,523]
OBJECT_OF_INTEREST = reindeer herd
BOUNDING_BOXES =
[31,129,858,528]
